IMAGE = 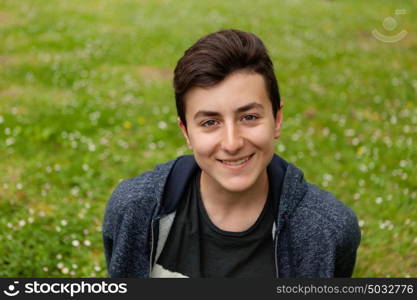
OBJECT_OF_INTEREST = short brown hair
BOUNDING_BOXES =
[173,29,281,127]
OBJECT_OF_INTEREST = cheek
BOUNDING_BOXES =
[247,126,276,149]
[188,132,218,156]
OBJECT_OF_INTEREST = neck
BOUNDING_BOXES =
[200,170,269,212]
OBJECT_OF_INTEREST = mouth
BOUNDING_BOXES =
[217,153,255,168]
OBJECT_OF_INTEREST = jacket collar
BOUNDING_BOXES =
[158,155,199,216]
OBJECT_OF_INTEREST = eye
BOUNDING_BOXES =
[201,119,219,127]
[242,114,258,122]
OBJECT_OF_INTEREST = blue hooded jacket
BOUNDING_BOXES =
[102,154,361,278]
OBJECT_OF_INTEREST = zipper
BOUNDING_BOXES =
[274,211,287,278]
[274,227,279,278]
[149,217,158,276]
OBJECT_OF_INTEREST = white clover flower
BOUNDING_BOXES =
[344,129,355,137]
[277,144,286,152]
[359,164,368,172]
[62,267,69,274]
[61,219,68,226]
[100,137,109,145]
[6,137,15,146]
[71,187,79,196]
[72,240,80,247]
[351,138,360,146]
[88,143,96,152]
[84,240,91,247]
[323,174,333,181]
[379,220,394,230]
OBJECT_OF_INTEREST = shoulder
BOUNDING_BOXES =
[113,160,175,208]
[295,182,360,246]
[282,162,360,246]
[102,158,178,234]
[305,184,357,229]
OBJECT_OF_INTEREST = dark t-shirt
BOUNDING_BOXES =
[155,171,276,278]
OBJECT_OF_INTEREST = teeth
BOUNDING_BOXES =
[222,155,251,166]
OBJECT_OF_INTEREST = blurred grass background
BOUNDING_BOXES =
[0,0,416,277]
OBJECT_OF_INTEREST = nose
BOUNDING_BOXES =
[220,122,244,153]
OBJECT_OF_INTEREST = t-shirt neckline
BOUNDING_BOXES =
[195,170,273,238]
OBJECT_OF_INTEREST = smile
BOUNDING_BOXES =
[218,154,255,167]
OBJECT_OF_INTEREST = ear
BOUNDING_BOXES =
[274,103,284,139]
[178,117,193,150]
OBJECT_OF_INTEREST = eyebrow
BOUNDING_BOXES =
[193,102,264,120]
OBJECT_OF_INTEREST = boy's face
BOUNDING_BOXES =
[179,72,283,193]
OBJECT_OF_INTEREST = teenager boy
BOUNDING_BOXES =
[103,29,361,278]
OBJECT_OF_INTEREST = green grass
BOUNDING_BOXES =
[1,0,416,277]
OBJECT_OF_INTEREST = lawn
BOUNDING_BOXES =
[0,0,416,277]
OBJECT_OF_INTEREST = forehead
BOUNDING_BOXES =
[184,72,270,114]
